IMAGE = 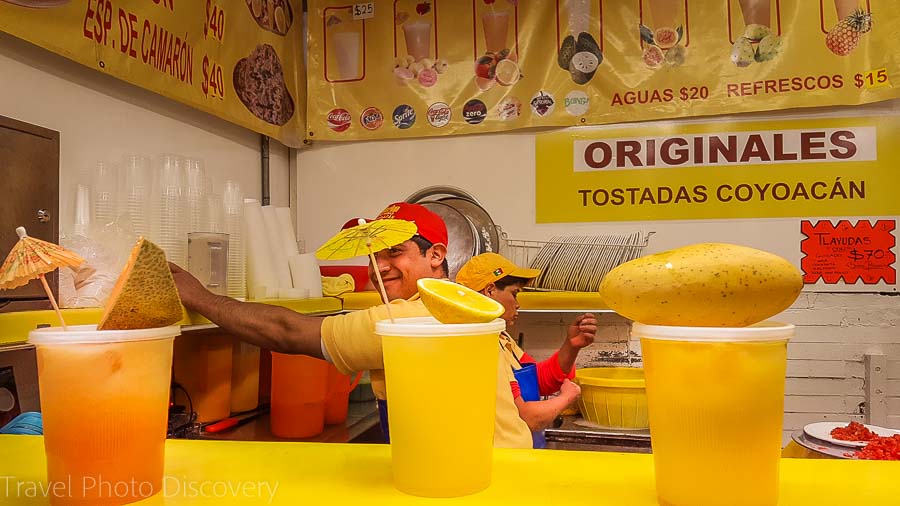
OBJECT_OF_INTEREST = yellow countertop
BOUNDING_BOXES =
[339,290,610,312]
[1,436,896,505]
[0,298,343,345]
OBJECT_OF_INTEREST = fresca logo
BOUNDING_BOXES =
[360,107,384,130]
[530,91,555,117]
[326,108,351,132]
[463,99,487,125]
[496,97,521,121]
[426,102,451,128]
[392,104,416,129]
[564,90,590,116]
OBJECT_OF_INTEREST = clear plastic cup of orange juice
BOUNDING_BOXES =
[376,317,504,498]
[28,324,179,505]
[633,321,794,506]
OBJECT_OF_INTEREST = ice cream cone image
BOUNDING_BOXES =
[730,0,781,66]
[825,0,872,56]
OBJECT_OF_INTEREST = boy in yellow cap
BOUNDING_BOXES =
[456,253,597,435]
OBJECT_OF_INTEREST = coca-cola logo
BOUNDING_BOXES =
[427,102,451,128]
[360,107,384,131]
[530,91,556,117]
[463,99,487,125]
[392,104,416,129]
[327,108,352,132]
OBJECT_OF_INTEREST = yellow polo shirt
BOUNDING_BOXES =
[320,295,532,449]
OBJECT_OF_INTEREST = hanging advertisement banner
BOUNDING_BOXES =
[0,0,305,147]
[306,0,900,141]
[534,115,900,223]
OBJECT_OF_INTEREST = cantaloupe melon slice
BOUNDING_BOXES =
[97,237,183,330]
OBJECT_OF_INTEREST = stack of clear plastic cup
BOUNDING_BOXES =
[223,180,246,299]
[92,161,118,227]
[207,193,224,233]
[155,154,187,266]
[185,158,206,234]
[73,184,91,237]
[121,155,152,240]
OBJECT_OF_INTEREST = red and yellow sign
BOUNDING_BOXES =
[0,0,305,147]
[801,220,896,285]
[535,115,900,222]
[307,0,900,141]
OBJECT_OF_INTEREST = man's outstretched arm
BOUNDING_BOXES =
[170,263,324,357]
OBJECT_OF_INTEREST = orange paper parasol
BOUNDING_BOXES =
[0,227,84,329]
[316,219,418,322]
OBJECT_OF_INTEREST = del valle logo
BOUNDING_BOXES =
[392,104,416,129]
[326,108,351,132]
[427,103,451,128]
[530,91,555,117]
[360,107,384,130]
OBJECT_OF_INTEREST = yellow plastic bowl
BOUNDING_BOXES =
[574,367,649,429]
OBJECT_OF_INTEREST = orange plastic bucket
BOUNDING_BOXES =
[270,353,329,438]
[324,365,362,425]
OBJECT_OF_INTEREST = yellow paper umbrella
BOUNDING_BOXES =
[316,219,417,322]
[0,227,84,329]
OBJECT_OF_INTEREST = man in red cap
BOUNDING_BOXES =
[172,202,535,448]
[342,202,449,302]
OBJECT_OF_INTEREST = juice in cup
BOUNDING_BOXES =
[739,0,771,27]
[566,0,592,35]
[331,30,361,80]
[647,0,681,28]
[482,10,510,53]
[29,324,179,505]
[634,322,793,506]
[376,317,504,498]
[834,0,862,20]
[402,20,432,61]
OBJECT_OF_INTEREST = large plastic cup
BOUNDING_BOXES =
[28,324,179,505]
[270,353,329,438]
[633,321,794,506]
[376,317,504,498]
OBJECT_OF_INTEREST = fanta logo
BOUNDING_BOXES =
[360,107,384,130]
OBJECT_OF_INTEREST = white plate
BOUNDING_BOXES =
[803,421,900,447]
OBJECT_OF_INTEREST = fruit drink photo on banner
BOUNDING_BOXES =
[534,115,900,223]
[307,0,900,141]
[0,0,306,147]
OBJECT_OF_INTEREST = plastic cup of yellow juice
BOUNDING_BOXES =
[376,316,504,498]
[633,321,794,506]
[28,324,179,505]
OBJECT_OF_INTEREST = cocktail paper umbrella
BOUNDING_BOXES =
[316,219,418,322]
[0,227,85,329]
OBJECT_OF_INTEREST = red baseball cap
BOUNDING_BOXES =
[341,202,448,246]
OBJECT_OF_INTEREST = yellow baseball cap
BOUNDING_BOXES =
[456,253,541,292]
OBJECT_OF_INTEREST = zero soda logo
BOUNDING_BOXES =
[463,99,487,125]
